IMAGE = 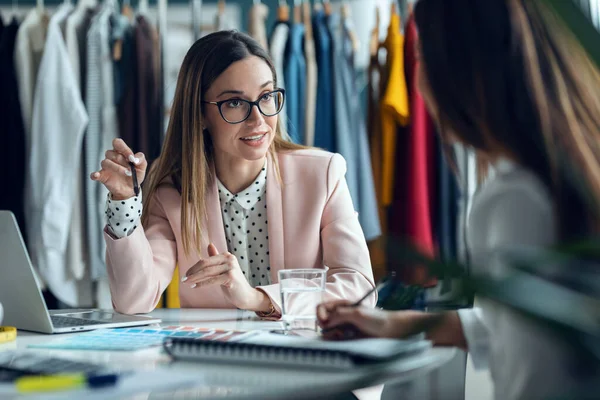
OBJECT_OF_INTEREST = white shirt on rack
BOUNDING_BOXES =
[26,3,89,307]
[64,3,92,283]
[105,161,271,288]
[458,159,593,399]
[14,8,47,148]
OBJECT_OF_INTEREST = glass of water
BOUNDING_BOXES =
[279,268,327,332]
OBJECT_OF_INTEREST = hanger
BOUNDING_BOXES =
[390,0,404,32]
[341,2,359,52]
[369,5,380,57]
[75,0,97,12]
[313,0,321,12]
[293,0,302,24]
[37,0,50,31]
[121,0,134,19]
[323,0,331,16]
[392,0,403,16]
[138,0,149,15]
[158,0,168,36]
[303,0,312,39]
[106,0,119,13]
[277,0,289,22]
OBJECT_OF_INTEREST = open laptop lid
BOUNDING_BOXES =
[0,211,55,333]
[0,211,161,333]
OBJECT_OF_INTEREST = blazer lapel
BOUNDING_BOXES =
[205,171,228,256]
[266,154,285,283]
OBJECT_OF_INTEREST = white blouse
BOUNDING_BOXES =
[105,163,271,288]
[458,159,592,399]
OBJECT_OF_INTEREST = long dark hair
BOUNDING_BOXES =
[143,31,303,256]
[414,0,600,241]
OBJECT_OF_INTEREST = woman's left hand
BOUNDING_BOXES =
[184,244,271,312]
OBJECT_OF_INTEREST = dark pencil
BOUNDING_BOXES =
[129,162,139,197]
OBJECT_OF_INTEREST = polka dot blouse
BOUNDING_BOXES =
[105,192,143,237]
[217,162,271,288]
[105,163,271,288]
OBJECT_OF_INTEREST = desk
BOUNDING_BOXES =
[0,309,456,399]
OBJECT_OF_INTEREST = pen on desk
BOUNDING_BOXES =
[16,373,120,393]
[129,162,139,197]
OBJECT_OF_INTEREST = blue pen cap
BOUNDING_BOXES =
[86,373,119,388]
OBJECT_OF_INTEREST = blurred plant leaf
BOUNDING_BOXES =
[544,0,600,69]
[380,234,600,358]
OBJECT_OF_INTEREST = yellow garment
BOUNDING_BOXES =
[165,265,181,308]
[379,13,409,206]
[367,56,387,280]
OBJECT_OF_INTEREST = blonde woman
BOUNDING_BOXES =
[91,31,376,317]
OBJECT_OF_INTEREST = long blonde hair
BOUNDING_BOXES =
[414,0,600,240]
[142,31,305,256]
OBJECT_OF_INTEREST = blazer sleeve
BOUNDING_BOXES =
[257,153,377,314]
[319,153,377,305]
[104,186,177,314]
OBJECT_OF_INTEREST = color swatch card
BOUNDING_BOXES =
[28,326,258,351]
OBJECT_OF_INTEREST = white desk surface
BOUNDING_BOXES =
[0,309,456,399]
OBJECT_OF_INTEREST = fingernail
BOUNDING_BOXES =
[125,169,132,176]
[181,276,188,283]
[93,172,100,178]
[129,155,140,164]
[191,283,197,289]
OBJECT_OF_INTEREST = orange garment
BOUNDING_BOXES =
[379,13,410,207]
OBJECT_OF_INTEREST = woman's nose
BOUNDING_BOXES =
[246,104,265,125]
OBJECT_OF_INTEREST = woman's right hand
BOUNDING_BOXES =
[317,300,429,341]
[90,138,147,200]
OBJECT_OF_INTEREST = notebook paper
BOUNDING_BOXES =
[164,332,431,370]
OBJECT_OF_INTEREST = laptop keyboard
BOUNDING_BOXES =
[51,315,106,328]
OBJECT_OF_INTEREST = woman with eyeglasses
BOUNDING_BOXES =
[91,31,376,318]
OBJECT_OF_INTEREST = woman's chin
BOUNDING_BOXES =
[237,136,272,159]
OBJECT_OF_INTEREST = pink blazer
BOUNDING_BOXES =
[104,149,376,314]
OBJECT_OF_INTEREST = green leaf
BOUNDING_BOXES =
[544,0,600,68]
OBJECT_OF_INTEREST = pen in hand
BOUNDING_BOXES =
[320,279,392,339]
[129,162,139,197]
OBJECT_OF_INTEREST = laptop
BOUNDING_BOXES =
[0,210,161,334]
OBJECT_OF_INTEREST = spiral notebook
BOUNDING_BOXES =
[163,332,431,370]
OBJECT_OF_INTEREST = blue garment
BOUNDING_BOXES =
[312,10,335,152]
[328,14,381,241]
[436,136,459,263]
[283,23,306,144]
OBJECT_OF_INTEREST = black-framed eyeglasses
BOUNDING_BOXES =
[202,89,286,124]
